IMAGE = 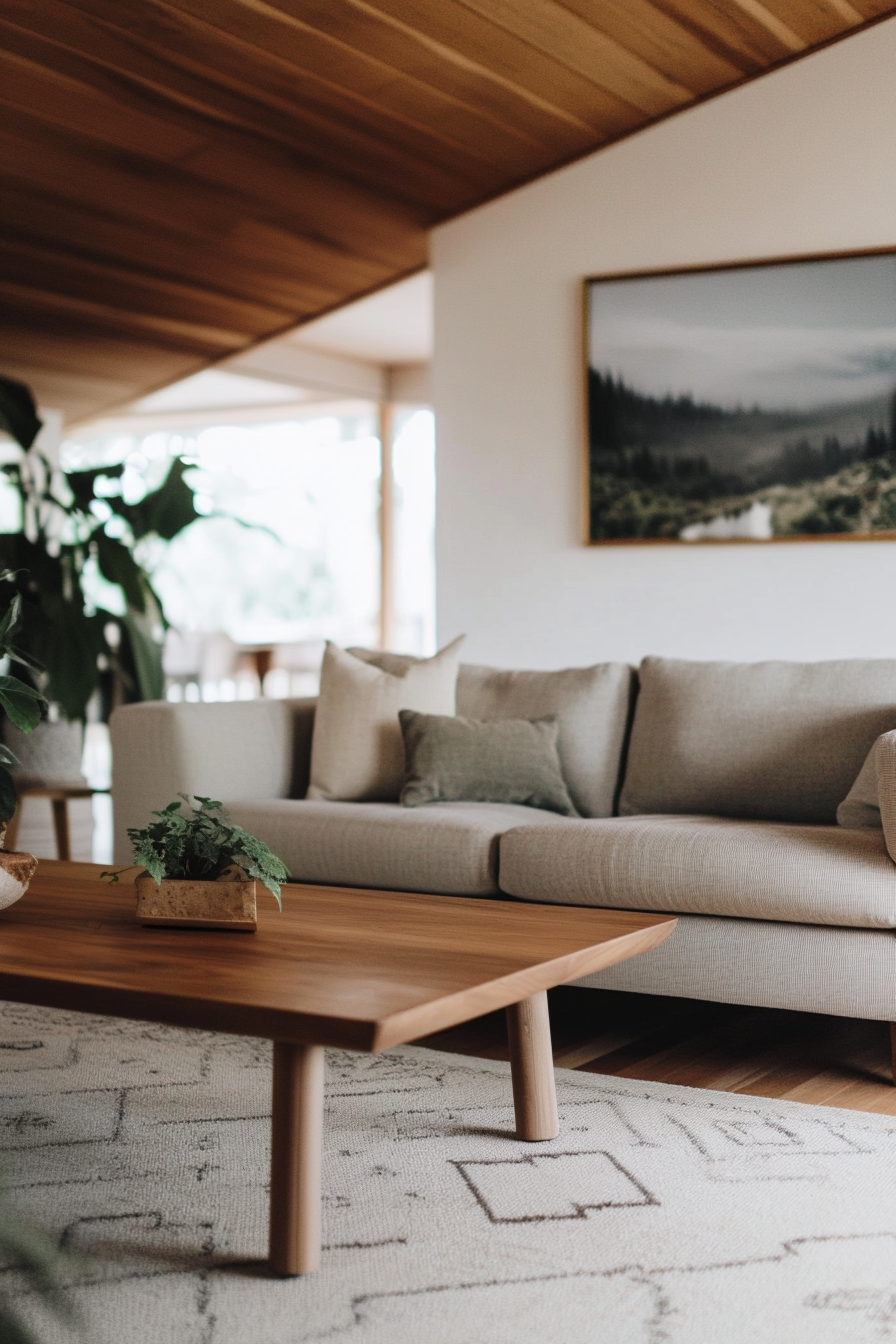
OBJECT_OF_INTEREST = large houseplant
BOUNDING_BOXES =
[0,374,202,724]
[0,583,45,906]
[0,588,45,825]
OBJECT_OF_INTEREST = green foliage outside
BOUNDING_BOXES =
[0,375,202,722]
[106,795,289,905]
[588,369,896,541]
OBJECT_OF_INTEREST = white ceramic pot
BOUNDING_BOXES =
[0,849,38,910]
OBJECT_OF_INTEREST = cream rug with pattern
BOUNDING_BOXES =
[0,1000,894,1344]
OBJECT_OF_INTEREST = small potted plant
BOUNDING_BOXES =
[105,795,289,932]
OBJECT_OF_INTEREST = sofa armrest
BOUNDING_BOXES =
[110,697,316,863]
[875,729,896,864]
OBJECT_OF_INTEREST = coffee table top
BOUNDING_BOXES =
[0,861,676,1050]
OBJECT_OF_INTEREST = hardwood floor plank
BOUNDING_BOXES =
[419,988,896,1116]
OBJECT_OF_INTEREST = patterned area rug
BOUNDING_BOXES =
[0,1000,894,1344]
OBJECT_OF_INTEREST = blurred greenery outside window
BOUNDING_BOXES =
[0,404,436,706]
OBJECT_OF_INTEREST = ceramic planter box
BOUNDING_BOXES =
[135,875,258,931]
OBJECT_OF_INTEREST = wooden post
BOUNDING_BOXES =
[378,402,395,651]
[269,1041,325,1275]
[890,1022,896,1086]
[506,991,559,1141]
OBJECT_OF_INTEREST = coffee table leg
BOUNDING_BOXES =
[506,991,559,1141]
[269,1041,325,1275]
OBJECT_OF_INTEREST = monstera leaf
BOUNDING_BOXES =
[0,375,42,451]
[117,458,202,541]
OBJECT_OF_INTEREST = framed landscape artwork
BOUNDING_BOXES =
[584,250,896,544]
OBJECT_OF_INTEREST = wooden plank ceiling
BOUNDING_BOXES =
[2,0,894,426]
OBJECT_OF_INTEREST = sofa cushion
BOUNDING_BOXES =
[619,656,896,823]
[456,663,632,819]
[350,647,633,818]
[307,638,464,803]
[225,799,569,897]
[399,711,578,815]
[499,815,896,928]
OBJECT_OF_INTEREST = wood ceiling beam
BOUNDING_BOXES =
[557,0,744,92]
[644,0,787,67]
[0,187,359,316]
[0,322,203,385]
[0,233,289,336]
[729,0,807,50]
[0,108,425,272]
[1,0,892,423]
[63,0,585,165]
[453,0,696,115]
[0,281,247,354]
[0,6,520,203]
[267,0,642,134]
[748,0,864,44]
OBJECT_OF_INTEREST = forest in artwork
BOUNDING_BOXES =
[588,369,896,540]
[586,254,896,543]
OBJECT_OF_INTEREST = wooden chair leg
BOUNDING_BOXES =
[50,797,70,861]
[890,1023,896,1085]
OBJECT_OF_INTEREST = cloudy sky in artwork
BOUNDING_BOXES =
[588,255,896,411]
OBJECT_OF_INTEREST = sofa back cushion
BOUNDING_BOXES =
[456,662,632,818]
[349,649,633,818]
[619,656,896,824]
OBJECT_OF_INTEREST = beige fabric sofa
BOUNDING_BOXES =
[110,656,896,1026]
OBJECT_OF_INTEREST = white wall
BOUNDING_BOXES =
[432,18,896,669]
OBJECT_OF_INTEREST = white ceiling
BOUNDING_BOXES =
[286,271,433,365]
[132,370,316,414]
[76,271,433,430]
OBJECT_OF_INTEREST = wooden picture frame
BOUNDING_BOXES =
[583,249,896,545]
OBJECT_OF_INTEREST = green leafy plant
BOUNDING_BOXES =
[105,796,288,906]
[0,374,202,722]
[0,583,46,824]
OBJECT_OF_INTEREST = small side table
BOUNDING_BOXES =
[5,786,105,861]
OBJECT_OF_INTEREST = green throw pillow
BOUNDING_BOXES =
[398,710,579,816]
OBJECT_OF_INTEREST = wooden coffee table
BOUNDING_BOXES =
[0,861,676,1275]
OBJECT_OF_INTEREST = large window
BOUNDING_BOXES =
[391,407,437,656]
[61,402,436,701]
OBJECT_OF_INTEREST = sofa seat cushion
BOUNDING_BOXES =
[499,815,896,928]
[225,799,569,897]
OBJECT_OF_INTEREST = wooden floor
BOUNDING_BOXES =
[418,987,896,1116]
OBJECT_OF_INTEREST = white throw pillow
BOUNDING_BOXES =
[307,637,465,802]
